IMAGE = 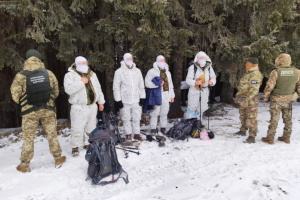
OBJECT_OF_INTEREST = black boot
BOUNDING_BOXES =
[160,128,166,135]
[72,147,79,157]
[150,129,157,136]
[244,136,255,144]
[234,131,246,136]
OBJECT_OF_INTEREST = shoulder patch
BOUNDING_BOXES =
[251,80,258,84]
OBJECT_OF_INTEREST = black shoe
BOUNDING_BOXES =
[150,129,157,136]
[72,147,79,157]
[160,128,166,135]
[244,136,255,144]
[234,131,246,136]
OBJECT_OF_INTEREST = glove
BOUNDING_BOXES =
[116,101,124,109]
[240,100,249,108]
[235,96,243,104]
[139,98,145,106]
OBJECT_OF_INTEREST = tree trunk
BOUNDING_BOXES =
[220,82,235,104]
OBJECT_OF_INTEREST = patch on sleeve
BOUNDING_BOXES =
[251,80,258,84]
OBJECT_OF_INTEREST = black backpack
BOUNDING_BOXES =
[85,124,129,185]
[19,68,54,115]
[166,118,198,140]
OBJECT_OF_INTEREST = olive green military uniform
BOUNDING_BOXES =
[263,54,300,140]
[236,66,263,137]
[10,56,62,164]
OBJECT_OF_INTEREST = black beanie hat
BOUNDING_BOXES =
[26,49,42,60]
[246,57,259,64]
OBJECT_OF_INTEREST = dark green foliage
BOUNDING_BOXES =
[1,0,300,127]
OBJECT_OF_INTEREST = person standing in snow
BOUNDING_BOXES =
[64,56,105,156]
[10,49,66,173]
[185,51,216,122]
[262,53,300,144]
[145,55,175,135]
[234,57,263,143]
[113,53,146,141]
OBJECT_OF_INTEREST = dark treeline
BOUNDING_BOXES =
[1,0,300,128]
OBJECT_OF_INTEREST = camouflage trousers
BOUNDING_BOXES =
[267,101,292,139]
[20,109,62,164]
[239,96,259,137]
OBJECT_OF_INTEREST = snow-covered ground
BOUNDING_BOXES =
[1,103,300,200]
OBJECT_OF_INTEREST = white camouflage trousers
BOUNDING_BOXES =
[150,91,170,129]
[121,103,142,135]
[185,88,209,121]
[70,103,97,148]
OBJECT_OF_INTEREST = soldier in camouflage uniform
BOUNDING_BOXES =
[262,53,300,144]
[234,57,263,143]
[10,49,66,173]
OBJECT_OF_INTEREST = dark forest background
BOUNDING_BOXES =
[1,0,300,128]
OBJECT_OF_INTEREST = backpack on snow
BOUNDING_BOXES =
[85,123,129,185]
[166,118,198,140]
[19,68,54,116]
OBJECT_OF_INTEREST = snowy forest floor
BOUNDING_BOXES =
[0,102,300,200]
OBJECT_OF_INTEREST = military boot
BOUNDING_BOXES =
[244,136,255,144]
[278,136,290,144]
[55,155,66,168]
[234,131,246,136]
[83,145,90,150]
[160,128,167,135]
[72,147,79,157]
[261,137,274,144]
[126,134,132,141]
[150,129,157,136]
[16,161,31,173]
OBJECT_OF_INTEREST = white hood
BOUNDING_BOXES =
[194,51,212,65]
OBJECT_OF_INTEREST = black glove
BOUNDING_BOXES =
[139,98,145,106]
[116,101,124,109]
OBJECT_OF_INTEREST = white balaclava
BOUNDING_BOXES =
[75,56,89,74]
[156,55,166,69]
[123,53,134,67]
[194,51,211,68]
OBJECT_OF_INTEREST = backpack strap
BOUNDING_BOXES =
[193,64,197,80]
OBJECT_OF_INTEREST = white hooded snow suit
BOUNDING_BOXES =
[145,62,175,129]
[185,51,216,120]
[64,65,105,148]
[113,61,146,135]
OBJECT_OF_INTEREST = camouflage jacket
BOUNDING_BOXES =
[10,56,59,115]
[263,66,300,103]
[236,66,263,101]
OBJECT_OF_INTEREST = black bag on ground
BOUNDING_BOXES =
[85,124,129,185]
[166,118,198,140]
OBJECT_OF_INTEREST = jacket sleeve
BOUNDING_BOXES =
[48,71,59,99]
[208,67,217,86]
[10,74,24,104]
[64,72,85,95]
[113,70,122,102]
[245,73,262,100]
[168,72,175,99]
[138,70,146,99]
[263,70,278,101]
[93,74,105,105]
[145,69,159,88]
[186,66,196,86]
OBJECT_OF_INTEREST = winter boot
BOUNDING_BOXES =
[160,128,167,135]
[16,161,31,173]
[54,155,66,168]
[261,137,274,144]
[83,145,89,150]
[244,136,255,144]
[72,147,79,157]
[126,134,132,141]
[133,134,143,141]
[150,129,157,136]
[278,136,290,144]
[234,131,246,136]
